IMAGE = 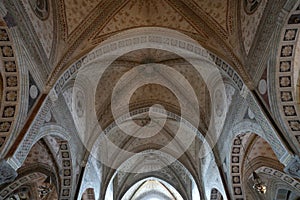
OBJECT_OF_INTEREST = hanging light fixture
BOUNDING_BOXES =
[237,135,267,194]
[252,171,267,194]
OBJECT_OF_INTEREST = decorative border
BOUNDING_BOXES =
[0,23,20,153]
[257,166,300,192]
[9,125,73,199]
[276,3,300,146]
[230,135,245,200]
[59,141,73,200]
[0,172,43,200]
[53,33,244,96]
[14,98,52,166]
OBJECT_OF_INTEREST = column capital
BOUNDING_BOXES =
[0,159,17,185]
[284,155,300,179]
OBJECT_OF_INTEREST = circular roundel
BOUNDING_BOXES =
[258,79,267,95]
[29,85,38,99]
[244,0,262,14]
[29,0,50,20]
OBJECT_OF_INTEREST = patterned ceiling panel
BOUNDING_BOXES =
[22,140,56,168]
[20,0,54,58]
[63,0,103,34]
[248,136,277,161]
[94,49,209,129]
[92,0,201,40]
[240,0,268,54]
[191,0,229,32]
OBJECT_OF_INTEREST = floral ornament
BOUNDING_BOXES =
[233,176,240,183]
[0,122,11,132]
[289,121,300,131]
[232,147,240,153]
[234,139,241,145]
[64,179,71,186]
[62,152,69,158]
[232,156,239,163]
[60,144,67,150]
[64,169,71,176]
[4,107,15,117]
[4,61,16,72]
[284,106,296,116]
[63,189,70,196]
[281,46,293,57]
[232,166,239,173]
[234,187,242,195]
[281,91,292,101]
[63,160,70,167]
[6,91,17,101]
[2,46,13,57]
[0,29,8,41]
[6,76,17,87]
[280,61,291,72]
[274,171,283,177]
[280,77,291,87]
[284,29,296,41]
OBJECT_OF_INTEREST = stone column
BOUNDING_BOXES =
[0,159,17,185]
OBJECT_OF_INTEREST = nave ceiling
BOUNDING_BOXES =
[4,0,280,89]
[1,0,300,200]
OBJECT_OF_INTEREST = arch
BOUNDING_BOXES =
[53,27,246,96]
[6,124,74,199]
[229,131,282,199]
[231,119,286,160]
[0,163,58,200]
[115,167,190,200]
[230,127,298,200]
[77,154,101,200]
[228,119,292,199]
[255,167,300,194]
[275,188,300,200]
[8,124,70,168]
[271,1,300,152]
[103,149,201,200]
[119,177,185,200]
[0,16,22,157]
[87,106,215,200]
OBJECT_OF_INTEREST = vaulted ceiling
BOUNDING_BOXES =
[5,0,275,89]
[2,0,300,199]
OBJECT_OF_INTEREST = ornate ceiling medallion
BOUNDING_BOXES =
[29,0,49,20]
[244,0,262,14]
